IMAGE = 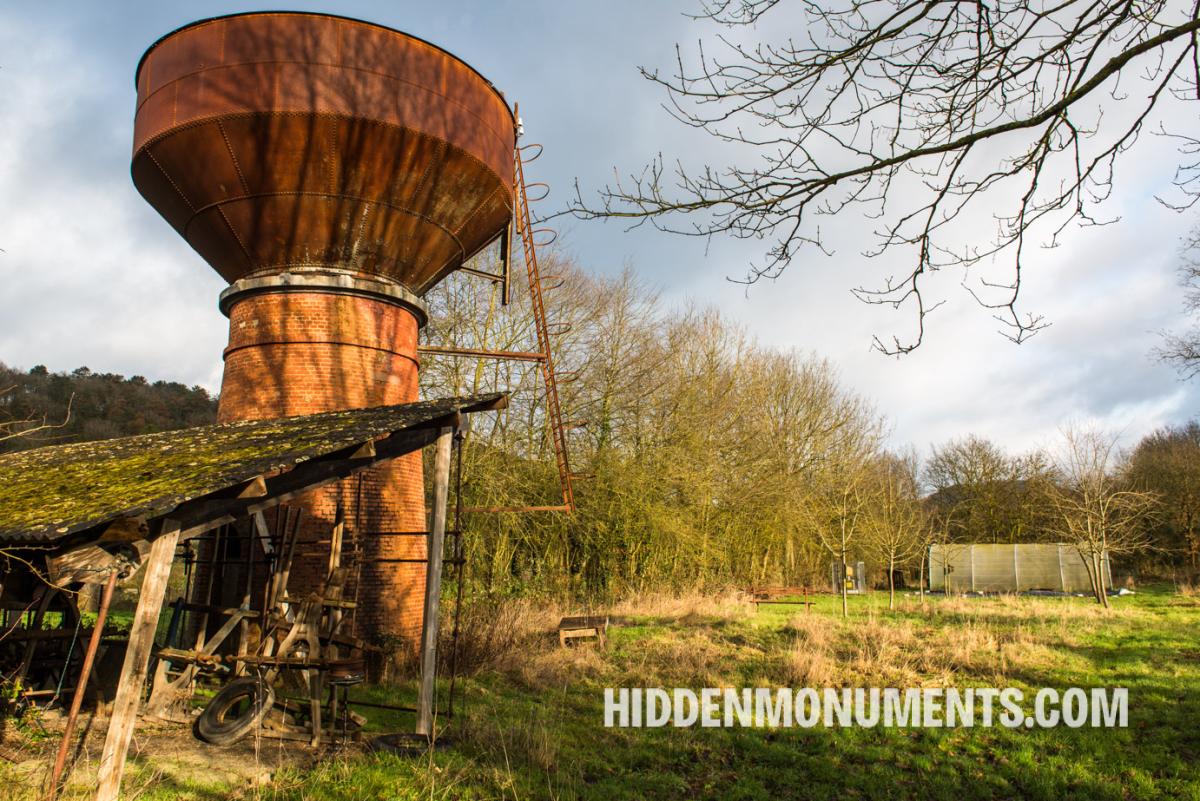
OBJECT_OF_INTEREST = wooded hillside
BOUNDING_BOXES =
[0,363,217,453]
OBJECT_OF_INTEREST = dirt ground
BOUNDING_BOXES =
[1,708,325,799]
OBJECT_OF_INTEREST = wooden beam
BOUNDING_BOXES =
[236,474,268,498]
[95,519,181,801]
[252,511,275,555]
[173,426,446,536]
[47,544,134,587]
[415,427,454,737]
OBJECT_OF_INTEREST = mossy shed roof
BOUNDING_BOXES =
[0,394,503,546]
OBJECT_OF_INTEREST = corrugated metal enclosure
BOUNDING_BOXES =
[928,543,1111,593]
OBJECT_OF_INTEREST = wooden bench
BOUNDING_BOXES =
[557,615,609,646]
[748,586,815,611]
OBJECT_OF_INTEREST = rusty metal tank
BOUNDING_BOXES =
[132,11,516,295]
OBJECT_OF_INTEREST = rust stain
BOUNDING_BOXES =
[132,12,516,296]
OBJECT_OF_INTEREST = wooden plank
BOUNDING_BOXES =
[252,511,275,554]
[328,507,345,578]
[348,440,376,459]
[95,519,181,801]
[752,600,815,607]
[210,474,268,500]
[415,427,454,737]
[558,615,609,631]
[47,544,133,587]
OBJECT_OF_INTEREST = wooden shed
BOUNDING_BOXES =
[0,393,504,800]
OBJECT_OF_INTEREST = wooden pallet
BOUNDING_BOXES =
[557,615,609,646]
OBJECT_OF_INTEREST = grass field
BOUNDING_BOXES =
[10,586,1200,801]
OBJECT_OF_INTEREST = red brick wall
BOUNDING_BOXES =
[214,290,427,650]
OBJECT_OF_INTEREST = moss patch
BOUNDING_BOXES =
[0,394,501,544]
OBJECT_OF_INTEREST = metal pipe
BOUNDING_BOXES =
[416,345,546,362]
[49,568,118,800]
[462,505,571,513]
[457,265,507,283]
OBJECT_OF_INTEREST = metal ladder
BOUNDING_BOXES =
[512,133,575,512]
[418,109,577,513]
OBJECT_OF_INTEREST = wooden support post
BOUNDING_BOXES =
[236,520,255,673]
[1057,544,1067,592]
[415,427,454,737]
[328,506,345,578]
[95,520,181,801]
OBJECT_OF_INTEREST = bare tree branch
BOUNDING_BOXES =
[0,386,73,444]
[569,1,1200,353]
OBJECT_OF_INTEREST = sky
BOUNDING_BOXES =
[1,1,1197,458]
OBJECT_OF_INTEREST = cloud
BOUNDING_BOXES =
[0,0,1196,457]
[0,16,228,389]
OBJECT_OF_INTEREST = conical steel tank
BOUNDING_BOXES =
[132,11,515,291]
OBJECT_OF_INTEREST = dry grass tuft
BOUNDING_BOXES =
[902,593,1112,623]
[461,698,570,779]
[776,601,1074,689]
[783,647,838,686]
[624,631,732,686]
[442,590,752,689]
[611,590,752,623]
[514,644,609,691]
[438,596,562,675]
[787,611,835,650]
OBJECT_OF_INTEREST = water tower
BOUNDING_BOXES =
[131,12,515,647]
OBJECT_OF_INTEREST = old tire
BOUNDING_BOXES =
[195,677,274,746]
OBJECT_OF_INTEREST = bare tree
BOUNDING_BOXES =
[1045,426,1160,607]
[571,1,1200,353]
[865,452,928,609]
[929,506,970,594]
[803,457,876,617]
[420,249,888,595]
[1127,421,1200,574]
[0,385,72,444]
[912,508,938,603]
[1159,227,1200,378]
[925,435,1053,543]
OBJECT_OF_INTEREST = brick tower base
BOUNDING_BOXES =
[209,270,429,653]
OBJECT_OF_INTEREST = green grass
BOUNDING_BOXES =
[259,587,1200,801]
[12,587,1200,801]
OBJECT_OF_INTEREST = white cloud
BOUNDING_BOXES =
[0,1,1196,457]
[0,17,228,390]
